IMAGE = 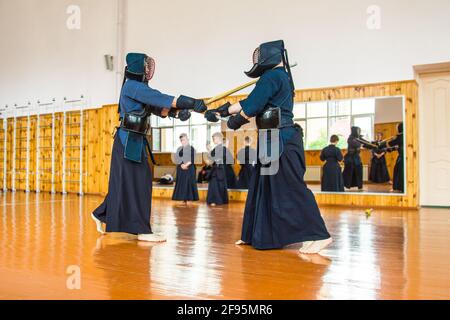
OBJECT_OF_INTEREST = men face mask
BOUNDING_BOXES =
[144,56,156,81]
[244,40,285,78]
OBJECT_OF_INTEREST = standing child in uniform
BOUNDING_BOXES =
[172,133,199,204]
[206,132,229,206]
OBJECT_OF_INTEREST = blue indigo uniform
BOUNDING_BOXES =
[118,80,174,160]
[320,145,345,192]
[172,145,199,202]
[93,79,174,235]
[239,67,331,250]
[240,67,297,146]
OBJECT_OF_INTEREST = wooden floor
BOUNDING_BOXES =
[0,192,449,300]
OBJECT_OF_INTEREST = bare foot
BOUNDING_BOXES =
[300,238,333,254]
[300,241,314,251]
[91,213,105,235]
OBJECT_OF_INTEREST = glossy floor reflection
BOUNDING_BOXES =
[0,192,449,300]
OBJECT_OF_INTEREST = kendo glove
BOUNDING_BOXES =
[178,109,191,121]
[205,110,220,123]
[227,113,250,130]
[168,108,178,118]
[168,108,191,121]
[215,102,231,117]
[177,95,208,113]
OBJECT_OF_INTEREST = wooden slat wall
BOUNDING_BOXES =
[37,114,54,193]
[1,80,419,208]
[0,119,5,191]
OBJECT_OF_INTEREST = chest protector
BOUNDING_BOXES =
[256,107,281,130]
[121,109,150,135]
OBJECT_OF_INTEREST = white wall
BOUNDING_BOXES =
[375,97,403,124]
[1,0,450,108]
[126,0,450,97]
[0,0,118,109]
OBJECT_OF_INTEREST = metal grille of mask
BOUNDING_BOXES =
[252,47,260,64]
[145,56,156,80]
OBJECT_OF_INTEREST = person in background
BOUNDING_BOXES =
[172,133,199,204]
[206,132,229,206]
[320,135,344,192]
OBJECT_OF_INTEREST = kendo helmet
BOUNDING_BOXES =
[125,53,155,82]
[245,40,296,95]
[245,40,285,78]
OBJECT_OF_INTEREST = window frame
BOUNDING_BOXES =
[150,115,221,153]
[293,98,376,151]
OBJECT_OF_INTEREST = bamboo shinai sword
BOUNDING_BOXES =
[205,63,298,106]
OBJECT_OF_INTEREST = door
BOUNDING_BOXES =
[419,72,450,207]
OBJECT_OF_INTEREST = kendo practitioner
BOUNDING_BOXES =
[172,133,199,203]
[380,123,404,193]
[320,135,344,192]
[343,126,364,191]
[206,40,332,254]
[91,53,207,242]
[206,132,229,206]
[369,132,391,183]
[236,136,257,189]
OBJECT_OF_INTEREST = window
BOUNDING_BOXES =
[293,98,375,150]
[151,114,220,153]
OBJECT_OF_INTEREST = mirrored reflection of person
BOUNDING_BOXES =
[380,123,404,193]
[343,126,364,191]
[369,132,391,184]
[172,133,199,204]
[206,132,229,206]
[236,136,257,189]
[320,135,344,192]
